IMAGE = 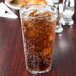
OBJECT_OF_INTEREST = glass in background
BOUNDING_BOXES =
[62,0,75,25]
[47,0,63,33]
[55,3,63,33]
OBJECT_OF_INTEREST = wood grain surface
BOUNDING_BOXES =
[0,0,76,76]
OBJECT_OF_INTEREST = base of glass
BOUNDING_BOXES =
[62,18,74,26]
[55,27,63,33]
[55,24,63,33]
[26,67,51,74]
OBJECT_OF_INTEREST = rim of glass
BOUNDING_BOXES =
[20,4,58,18]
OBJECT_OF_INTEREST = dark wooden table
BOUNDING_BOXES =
[0,0,76,76]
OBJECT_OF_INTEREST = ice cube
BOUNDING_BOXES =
[29,10,37,16]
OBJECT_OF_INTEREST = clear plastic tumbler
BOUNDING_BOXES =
[20,4,57,74]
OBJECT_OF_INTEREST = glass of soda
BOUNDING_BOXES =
[19,4,57,74]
